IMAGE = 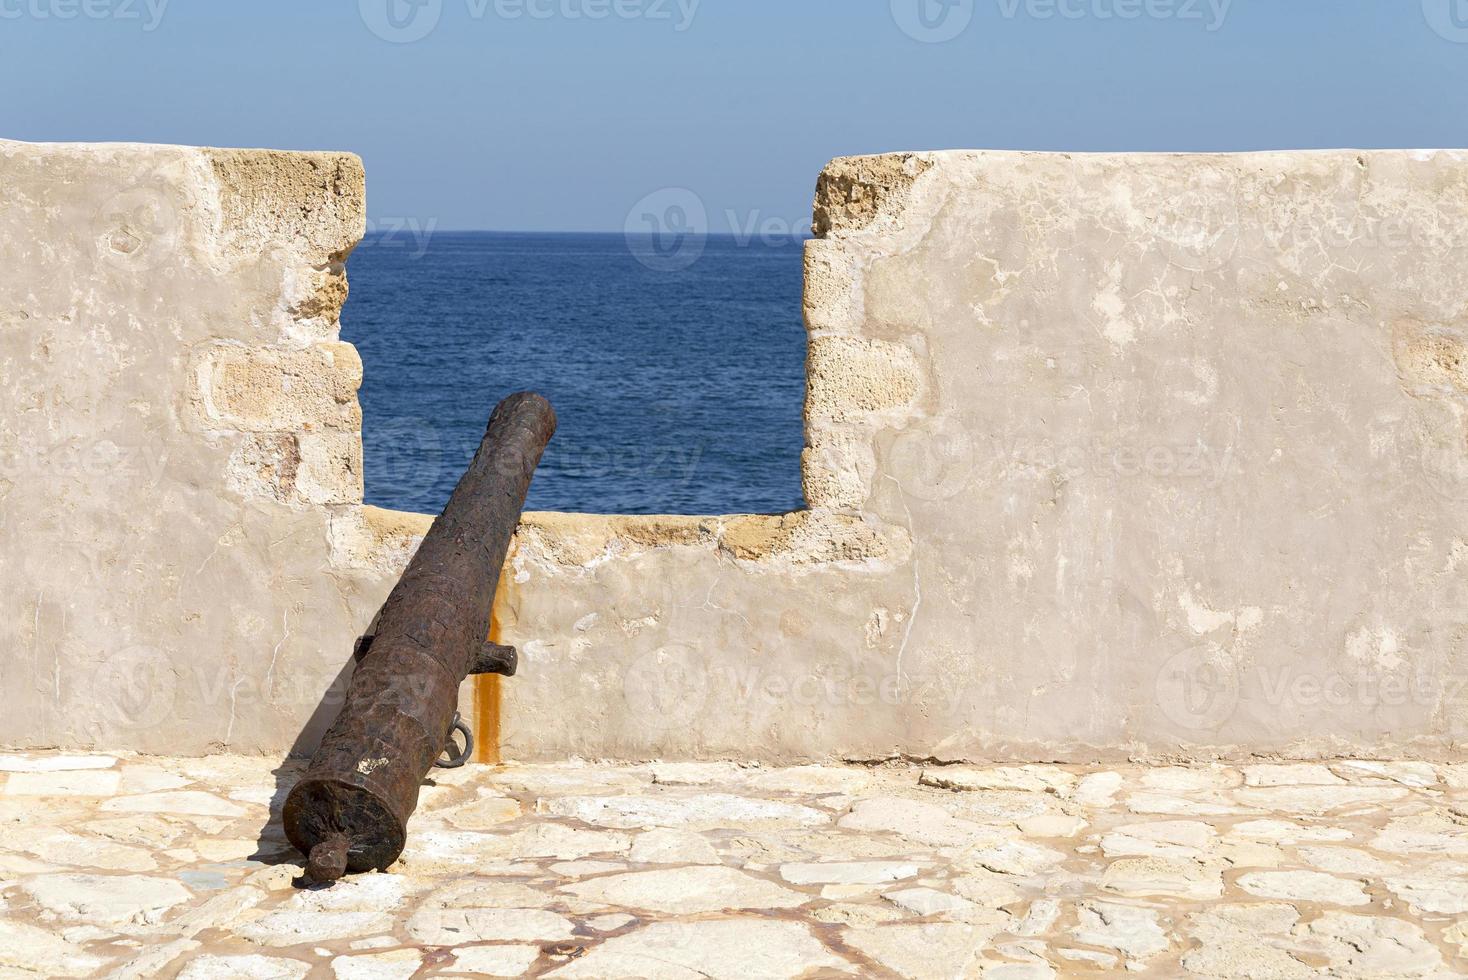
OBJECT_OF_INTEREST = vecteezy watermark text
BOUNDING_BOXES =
[891,0,1231,43]
[884,425,1240,503]
[1158,648,1468,734]
[995,0,1232,28]
[622,644,984,734]
[361,216,439,259]
[0,0,168,30]
[359,0,699,43]
[623,187,811,272]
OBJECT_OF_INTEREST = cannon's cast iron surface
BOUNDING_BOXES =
[283,392,556,882]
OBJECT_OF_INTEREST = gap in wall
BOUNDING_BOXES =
[343,231,808,516]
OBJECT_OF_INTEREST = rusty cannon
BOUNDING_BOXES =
[284,391,556,883]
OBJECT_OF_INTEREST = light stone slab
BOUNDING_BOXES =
[585,913,637,932]
[442,795,523,830]
[648,762,749,785]
[484,823,633,859]
[543,793,827,830]
[287,875,411,912]
[99,791,248,818]
[177,954,310,979]
[1012,898,1060,937]
[838,796,987,846]
[546,919,851,979]
[1384,871,1468,914]
[1304,912,1444,976]
[780,861,921,885]
[560,866,809,915]
[919,766,1077,796]
[1330,760,1440,787]
[549,859,625,877]
[5,828,157,872]
[21,873,192,925]
[1071,901,1169,959]
[1181,942,1314,979]
[446,945,543,976]
[1231,785,1408,815]
[1240,763,1345,787]
[846,921,1007,979]
[965,839,1068,877]
[5,771,122,796]
[107,938,201,980]
[236,911,397,947]
[1236,870,1372,906]
[329,950,424,980]
[0,920,109,977]
[1295,845,1400,876]
[883,886,991,922]
[1100,820,1217,859]
[628,828,721,864]
[1102,856,1223,900]
[1138,768,1239,793]
[746,765,873,795]
[0,755,117,773]
[405,906,578,945]
[1228,820,1355,844]
[1073,772,1123,806]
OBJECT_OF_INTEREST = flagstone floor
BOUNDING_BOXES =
[2,753,1467,978]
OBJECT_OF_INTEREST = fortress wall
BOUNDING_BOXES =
[0,140,388,754]
[497,150,1468,763]
[5,141,1468,761]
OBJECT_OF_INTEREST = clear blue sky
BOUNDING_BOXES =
[3,1,1464,231]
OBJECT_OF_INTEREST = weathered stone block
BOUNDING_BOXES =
[188,342,362,433]
[226,432,362,506]
[804,337,922,422]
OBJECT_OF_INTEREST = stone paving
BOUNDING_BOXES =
[3,755,1468,978]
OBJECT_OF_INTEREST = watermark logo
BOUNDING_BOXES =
[1415,428,1468,502]
[726,209,812,249]
[891,0,974,42]
[1154,181,1240,273]
[1422,0,1468,42]
[887,417,980,502]
[95,185,179,272]
[1009,438,1238,488]
[553,438,707,493]
[369,416,447,499]
[625,188,708,273]
[622,644,710,732]
[360,0,699,42]
[92,645,178,731]
[881,426,1239,504]
[359,0,442,42]
[1154,646,1240,732]
[1153,647,1468,735]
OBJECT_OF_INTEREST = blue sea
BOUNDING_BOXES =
[343,232,808,516]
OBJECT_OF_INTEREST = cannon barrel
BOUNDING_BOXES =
[284,391,556,882]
